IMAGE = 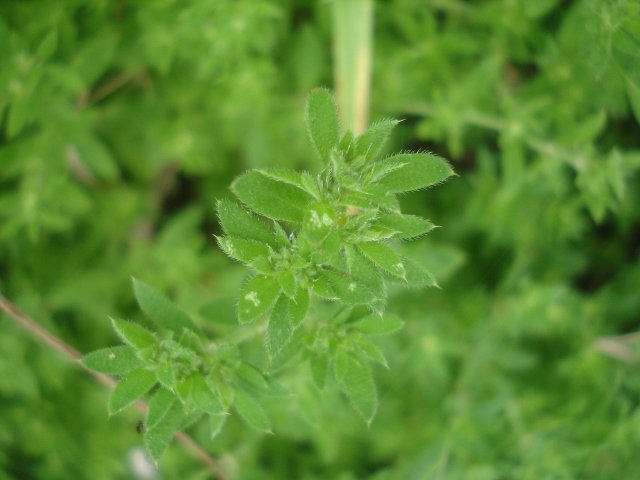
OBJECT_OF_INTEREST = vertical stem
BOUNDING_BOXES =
[331,0,374,135]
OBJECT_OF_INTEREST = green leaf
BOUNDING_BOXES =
[355,339,388,368]
[261,169,321,200]
[217,236,271,265]
[192,373,225,415]
[395,257,438,287]
[366,156,408,183]
[237,275,282,324]
[232,171,315,222]
[278,270,297,298]
[376,214,436,239]
[359,185,401,212]
[311,274,338,299]
[305,88,340,164]
[272,222,291,248]
[175,374,194,403]
[319,269,376,305]
[144,402,186,461]
[355,119,399,160]
[234,388,272,433]
[108,367,157,416]
[338,128,356,159]
[357,242,405,278]
[146,387,176,430]
[334,349,349,382]
[289,287,309,328]
[300,202,335,244]
[342,358,378,424]
[346,245,385,300]
[353,314,404,335]
[156,361,175,388]
[375,153,454,193]
[236,363,269,391]
[210,414,228,439]
[266,295,294,359]
[217,200,277,247]
[111,318,157,350]
[81,346,143,375]
[310,354,328,389]
[132,278,198,334]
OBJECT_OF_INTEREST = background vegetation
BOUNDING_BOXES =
[1,0,640,479]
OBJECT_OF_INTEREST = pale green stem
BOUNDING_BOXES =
[331,0,374,135]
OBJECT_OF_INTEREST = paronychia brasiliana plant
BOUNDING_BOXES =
[81,88,454,461]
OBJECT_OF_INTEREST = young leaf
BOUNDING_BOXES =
[192,373,225,415]
[343,358,378,424]
[346,245,385,301]
[175,374,194,403]
[390,257,438,287]
[375,214,435,239]
[300,202,335,244]
[357,241,406,278]
[310,354,328,389]
[355,339,388,368]
[210,413,228,439]
[261,169,321,200]
[146,387,176,430]
[311,275,338,300]
[111,318,157,350]
[108,367,157,416]
[319,269,376,305]
[217,200,277,247]
[144,402,186,461]
[236,363,269,391]
[156,361,175,389]
[355,119,399,160]
[232,171,315,222]
[334,348,349,382]
[233,388,272,433]
[305,87,340,164]
[132,278,198,334]
[266,295,294,359]
[352,314,404,335]
[237,275,282,324]
[289,287,309,328]
[272,222,291,248]
[81,346,143,375]
[278,270,297,298]
[217,236,271,265]
[375,153,454,193]
[338,128,356,159]
[359,185,401,212]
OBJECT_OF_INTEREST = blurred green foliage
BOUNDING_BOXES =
[1,0,640,479]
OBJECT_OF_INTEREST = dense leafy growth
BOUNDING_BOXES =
[1,0,640,479]
[80,91,452,459]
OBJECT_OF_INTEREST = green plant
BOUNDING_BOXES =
[80,88,453,461]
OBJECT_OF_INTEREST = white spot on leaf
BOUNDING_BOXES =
[109,353,116,359]
[245,291,261,307]
[348,283,357,291]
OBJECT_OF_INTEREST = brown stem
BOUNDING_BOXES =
[0,291,230,480]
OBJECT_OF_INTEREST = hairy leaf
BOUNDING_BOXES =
[108,367,157,416]
[352,314,404,335]
[355,119,399,160]
[133,278,198,334]
[111,318,157,350]
[266,295,293,359]
[305,88,340,164]
[144,402,186,461]
[146,387,176,430]
[232,171,315,223]
[81,346,143,375]
[234,388,272,433]
[375,214,436,239]
[343,358,377,424]
[357,241,406,278]
[375,153,453,193]
[237,275,281,324]
[217,200,277,247]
